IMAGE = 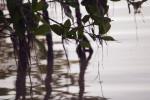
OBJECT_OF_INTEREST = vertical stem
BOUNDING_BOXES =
[42,0,54,99]
[6,0,29,99]
[75,0,93,100]
[15,39,28,100]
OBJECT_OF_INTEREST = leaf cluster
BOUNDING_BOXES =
[0,0,122,50]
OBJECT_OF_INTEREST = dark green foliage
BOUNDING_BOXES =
[0,10,4,23]
[110,0,121,2]
[50,24,63,36]
[68,29,77,39]
[0,0,119,50]
[64,19,71,34]
[32,1,48,12]
[1,0,141,54]
[102,36,115,41]
[33,24,50,35]
[66,0,79,8]
[82,15,90,24]
[81,0,93,6]
[79,41,90,48]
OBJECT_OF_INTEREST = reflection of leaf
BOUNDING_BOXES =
[35,39,46,53]
[69,60,79,64]
[34,87,45,95]
[0,88,10,96]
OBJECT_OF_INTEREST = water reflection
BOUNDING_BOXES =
[0,38,106,100]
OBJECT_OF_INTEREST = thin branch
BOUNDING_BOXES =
[37,12,94,29]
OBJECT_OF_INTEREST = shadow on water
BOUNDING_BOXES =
[0,38,106,100]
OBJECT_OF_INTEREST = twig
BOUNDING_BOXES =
[37,12,94,29]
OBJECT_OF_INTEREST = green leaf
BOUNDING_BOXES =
[67,29,77,39]
[33,1,44,12]
[79,41,90,48]
[40,19,49,25]
[92,16,111,25]
[92,17,111,35]
[67,0,79,8]
[99,23,111,35]
[35,13,49,25]
[32,0,38,9]
[50,24,63,36]
[102,36,115,41]
[0,10,4,23]
[110,0,121,2]
[81,0,93,6]
[86,5,97,15]
[64,19,71,28]
[77,26,84,39]
[103,5,109,14]
[69,2,79,8]
[64,19,71,34]
[7,0,17,14]
[35,39,46,53]
[34,24,50,35]
[29,13,39,30]
[82,15,90,24]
